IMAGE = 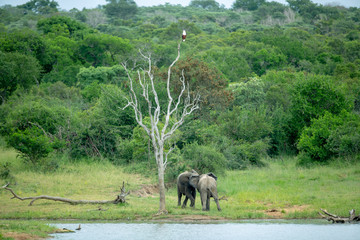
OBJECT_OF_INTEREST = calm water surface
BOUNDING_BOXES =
[50,221,360,240]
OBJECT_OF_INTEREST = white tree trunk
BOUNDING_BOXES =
[122,42,199,213]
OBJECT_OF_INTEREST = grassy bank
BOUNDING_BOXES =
[1,148,360,237]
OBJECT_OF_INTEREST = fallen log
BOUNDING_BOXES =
[319,208,360,223]
[1,182,130,206]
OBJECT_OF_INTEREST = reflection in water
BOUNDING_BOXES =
[50,221,360,240]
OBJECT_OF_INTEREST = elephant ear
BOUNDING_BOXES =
[207,172,218,181]
[189,173,200,188]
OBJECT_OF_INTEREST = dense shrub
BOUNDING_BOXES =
[7,127,55,164]
[298,111,360,163]
[289,74,351,144]
[224,139,269,169]
[182,142,226,175]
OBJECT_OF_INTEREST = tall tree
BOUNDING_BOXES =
[104,0,137,20]
[232,0,265,11]
[122,43,200,213]
[18,0,59,15]
[189,0,220,10]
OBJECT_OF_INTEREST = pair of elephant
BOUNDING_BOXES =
[177,170,221,211]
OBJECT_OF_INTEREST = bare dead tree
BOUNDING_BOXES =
[122,42,200,214]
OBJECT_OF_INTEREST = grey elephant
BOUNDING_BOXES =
[189,172,221,211]
[177,170,198,208]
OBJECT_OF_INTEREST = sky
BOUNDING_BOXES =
[0,0,359,10]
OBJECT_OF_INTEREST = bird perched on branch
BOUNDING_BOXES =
[182,30,186,41]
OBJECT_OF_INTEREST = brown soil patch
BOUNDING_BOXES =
[2,232,42,240]
[265,205,309,218]
[131,184,159,197]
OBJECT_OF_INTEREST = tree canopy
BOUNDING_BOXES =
[0,0,359,171]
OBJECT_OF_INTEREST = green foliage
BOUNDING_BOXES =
[17,0,59,15]
[220,106,272,143]
[189,0,220,10]
[7,127,54,164]
[298,111,360,163]
[0,0,360,172]
[0,29,48,70]
[78,33,133,66]
[105,0,138,20]
[0,51,41,103]
[77,65,127,87]
[233,0,266,11]
[37,15,86,37]
[224,139,269,169]
[230,77,266,108]
[182,142,226,175]
[169,57,232,120]
[289,74,351,143]
[70,84,135,159]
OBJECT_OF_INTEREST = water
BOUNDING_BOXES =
[50,221,360,240]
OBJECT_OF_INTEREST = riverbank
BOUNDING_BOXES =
[1,148,360,238]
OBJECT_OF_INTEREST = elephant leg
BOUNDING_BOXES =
[182,196,189,208]
[206,195,210,211]
[190,189,196,207]
[185,187,195,208]
[177,188,182,206]
[201,193,208,211]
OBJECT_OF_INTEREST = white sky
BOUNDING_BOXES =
[0,0,359,10]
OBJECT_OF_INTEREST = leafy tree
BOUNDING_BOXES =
[289,74,351,144]
[76,65,127,87]
[17,0,59,15]
[78,33,132,67]
[168,57,232,120]
[182,142,226,175]
[287,0,320,21]
[0,52,41,103]
[43,36,79,73]
[37,16,86,37]
[7,127,54,165]
[104,0,138,20]
[220,106,272,143]
[189,0,220,10]
[298,111,360,163]
[0,29,49,71]
[202,46,251,81]
[71,84,135,159]
[251,47,287,75]
[230,77,266,108]
[224,139,269,169]
[233,0,266,11]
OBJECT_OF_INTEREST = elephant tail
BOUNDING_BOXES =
[208,188,218,199]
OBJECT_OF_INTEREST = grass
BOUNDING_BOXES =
[1,148,360,238]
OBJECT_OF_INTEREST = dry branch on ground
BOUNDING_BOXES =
[319,208,360,223]
[1,182,129,206]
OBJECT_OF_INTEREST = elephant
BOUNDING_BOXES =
[189,172,221,211]
[177,169,198,208]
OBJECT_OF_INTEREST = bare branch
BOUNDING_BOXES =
[164,145,175,168]
[2,183,129,206]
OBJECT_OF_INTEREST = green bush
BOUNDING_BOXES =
[289,74,350,143]
[224,139,269,169]
[182,142,226,175]
[220,105,273,143]
[327,114,360,158]
[7,127,54,165]
[298,111,360,163]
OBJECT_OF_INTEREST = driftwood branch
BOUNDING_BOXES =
[319,208,360,223]
[1,182,130,206]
